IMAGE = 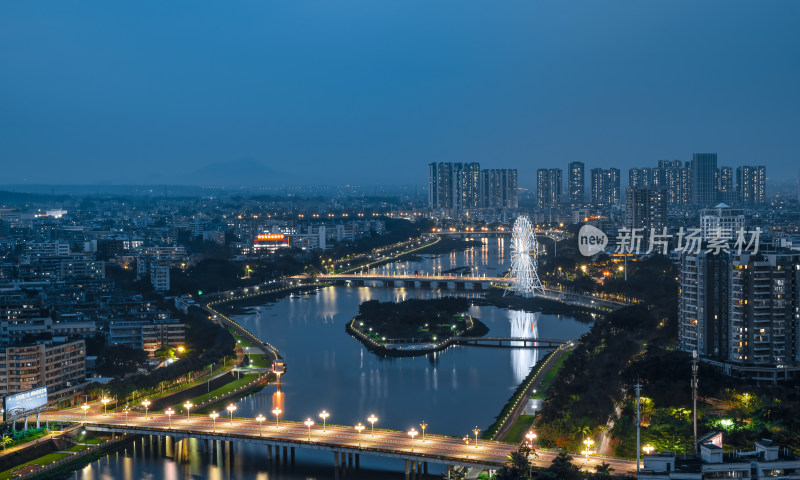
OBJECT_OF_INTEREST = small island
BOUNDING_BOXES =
[347,297,488,356]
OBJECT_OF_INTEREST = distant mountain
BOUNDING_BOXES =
[179,158,298,186]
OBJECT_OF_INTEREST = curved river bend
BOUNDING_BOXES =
[76,239,592,479]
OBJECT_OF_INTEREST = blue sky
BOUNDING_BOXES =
[1,1,798,186]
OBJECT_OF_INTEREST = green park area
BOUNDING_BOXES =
[228,329,257,348]
[0,453,70,480]
[506,415,537,444]
[247,354,271,369]
[181,373,259,409]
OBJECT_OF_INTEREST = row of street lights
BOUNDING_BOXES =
[79,402,494,458]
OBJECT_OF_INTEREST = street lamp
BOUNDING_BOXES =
[319,410,329,431]
[256,415,265,436]
[367,415,378,437]
[473,427,480,448]
[226,404,237,424]
[525,430,537,447]
[183,402,193,421]
[101,397,110,416]
[141,400,151,420]
[272,407,282,428]
[419,421,427,442]
[355,423,365,447]
[124,407,129,426]
[81,404,90,422]
[408,428,418,452]
[463,436,470,459]
[304,418,314,441]
[209,411,219,432]
[165,408,175,429]
[583,438,595,460]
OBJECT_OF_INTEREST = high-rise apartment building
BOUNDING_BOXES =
[657,160,691,206]
[736,165,767,204]
[690,153,718,205]
[679,249,800,383]
[480,169,518,209]
[429,163,517,213]
[590,168,620,206]
[453,162,482,211]
[624,187,667,231]
[567,162,584,205]
[629,168,657,189]
[0,340,86,404]
[536,168,562,209]
[679,251,730,359]
[716,166,735,204]
[428,162,454,209]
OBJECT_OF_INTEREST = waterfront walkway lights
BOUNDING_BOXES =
[319,410,329,431]
[183,402,193,421]
[142,400,151,420]
[408,428,418,452]
[463,436,470,459]
[101,397,110,416]
[368,414,378,437]
[473,427,480,448]
[256,415,265,436]
[273,407,282,428]
[304,418,314,441]
[165,408,175,429]
[209,411,219,432]
[124,407,129,426]
[355,423,365,447]
[81,404,90,422]
[226,404,237,424]
[583,438,595,460]
[419,421,427,442]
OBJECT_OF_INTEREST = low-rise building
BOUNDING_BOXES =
[640,439,800,479]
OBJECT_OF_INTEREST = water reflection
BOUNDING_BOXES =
[510,311,540,384]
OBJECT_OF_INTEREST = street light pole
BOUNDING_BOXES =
[368,415,377,437]
[636,381,642,476]
[692,350,699,454]
[304,418,314,441]
[165,408,174,429]
[355,423,365,447]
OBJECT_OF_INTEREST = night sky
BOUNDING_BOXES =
[1,1,798,186]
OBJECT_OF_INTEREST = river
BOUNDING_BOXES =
[74,238,592,479]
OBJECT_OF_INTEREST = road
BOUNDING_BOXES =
[44,405,636,474]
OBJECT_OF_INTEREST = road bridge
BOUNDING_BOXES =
[452,337,569,348]
[43,406,635,479]
[318,274,630,309]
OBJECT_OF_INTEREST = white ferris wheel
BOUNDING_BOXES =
[505,216,546,297]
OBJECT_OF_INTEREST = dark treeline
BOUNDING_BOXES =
[93,306,235,400]
[356,297,470,339]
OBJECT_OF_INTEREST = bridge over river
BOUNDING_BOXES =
[316,273,631,310]
[44,406,635,479]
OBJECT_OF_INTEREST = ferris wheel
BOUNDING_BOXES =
[505,216,546,297]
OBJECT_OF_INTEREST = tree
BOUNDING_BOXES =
[541,452,581,480]
[591,462,614,479]
[96,344,148,377]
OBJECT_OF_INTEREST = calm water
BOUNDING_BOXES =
[76,239,591,479]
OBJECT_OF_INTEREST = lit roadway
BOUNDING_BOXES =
[44,405,636,475]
